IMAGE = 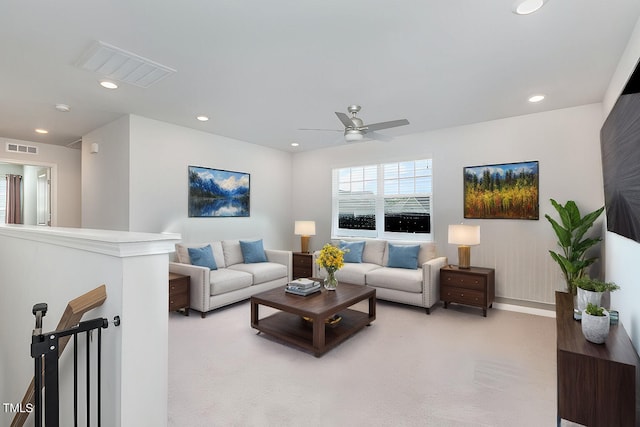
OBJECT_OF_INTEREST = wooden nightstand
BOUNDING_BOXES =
[440,265,495,317]
[292,252,313,279]
[169,272,190,316]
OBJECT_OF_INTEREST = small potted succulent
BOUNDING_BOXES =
[581,303,610,344]
[573,277,620,312]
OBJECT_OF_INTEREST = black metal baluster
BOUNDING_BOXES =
[98,326,102,427]
[34,354,42,427]
[44,336,59,427]
[86,330,91,426]
[74,332,78,427]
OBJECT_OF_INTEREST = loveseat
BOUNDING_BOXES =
[169,239,292,318]
[313,238,447,314]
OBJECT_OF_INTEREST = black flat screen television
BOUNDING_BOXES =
[600,59,640,243]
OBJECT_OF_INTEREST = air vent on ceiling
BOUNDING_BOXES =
[6,142,38,155]
[75,41,176,88]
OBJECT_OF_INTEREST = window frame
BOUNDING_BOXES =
[332,159,433,241]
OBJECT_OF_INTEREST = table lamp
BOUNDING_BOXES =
[294,221,316,253]
[448,224,480,269]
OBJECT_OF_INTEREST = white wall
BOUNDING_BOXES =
[0,137,81,227]
[82,116,131,231]
[292,103,605,305]
[83,115,293,250]
[0,226,179,427]
[602,15,640,349]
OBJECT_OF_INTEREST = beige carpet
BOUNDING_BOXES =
[168,299,561,427]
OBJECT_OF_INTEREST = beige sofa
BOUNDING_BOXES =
[313,238,447,314]
[169,240,292,318]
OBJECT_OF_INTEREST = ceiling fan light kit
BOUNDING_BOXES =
[344,129,364,142]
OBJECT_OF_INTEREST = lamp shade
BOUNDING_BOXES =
[294,221,316,236]
[448,224,480,246]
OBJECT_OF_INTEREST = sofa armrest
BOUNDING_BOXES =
[265,249,293,282]
[169,262,210,313]
[421,256,448,307]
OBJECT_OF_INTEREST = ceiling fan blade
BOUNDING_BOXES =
[363,119,409,133]
[298,128,342,132]
[335,112,355,128]
[367,131,393,142]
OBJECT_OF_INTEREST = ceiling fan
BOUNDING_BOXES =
[301,105,410,142]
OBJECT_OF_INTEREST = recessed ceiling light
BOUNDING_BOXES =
[528,94,545,103]
[35,128,49,134]
[196,115,209,122]
[513,0,547,15]
[291,142,299,147]
[55,103,71,112]
[99,80,118,89]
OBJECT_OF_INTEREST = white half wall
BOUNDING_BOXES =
[292,103,605,305]
[602,15,640,351]
[0,225,179,427]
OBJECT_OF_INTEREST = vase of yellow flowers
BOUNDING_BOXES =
[316,243,346,291]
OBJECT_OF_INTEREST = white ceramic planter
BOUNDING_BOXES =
[581,309,610,344]
[576,288,603,312]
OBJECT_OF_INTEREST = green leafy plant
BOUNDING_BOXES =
[545,199,604,294]
[585,303,605,317]
[573,277,620,293]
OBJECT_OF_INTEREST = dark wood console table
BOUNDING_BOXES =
[556,291,639,426]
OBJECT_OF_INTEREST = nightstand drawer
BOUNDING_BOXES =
[169,291,189,311]
[442,272,486,290]
[169,273,190,315]
[293,254,310,266]
[441,286,485,306]
[292,253,313,279]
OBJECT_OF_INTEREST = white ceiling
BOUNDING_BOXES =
[2,1,640,152]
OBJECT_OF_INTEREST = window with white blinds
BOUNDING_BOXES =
[332,159,432,240]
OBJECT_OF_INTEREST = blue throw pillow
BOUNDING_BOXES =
[340,240,365,263]
[188,245,217,270]
[240,239,268,263]
[387,244,420,269]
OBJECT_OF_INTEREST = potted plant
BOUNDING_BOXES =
[545,199,604,294]
[581,303,610,344]
[573,277,620,312]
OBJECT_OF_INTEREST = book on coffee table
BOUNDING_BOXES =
[288,278,318,290]
[285,283,321,296]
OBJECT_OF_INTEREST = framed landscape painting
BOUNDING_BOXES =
[188,166,250,217]
[464,161,539,220]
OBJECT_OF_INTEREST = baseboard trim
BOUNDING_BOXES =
[493,297,556,318]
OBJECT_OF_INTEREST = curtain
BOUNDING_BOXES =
[6,174,22,224]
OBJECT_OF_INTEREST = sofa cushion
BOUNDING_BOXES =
[366,267,423,293]
[209,268,253,296]
[228,262,287,285]
[340,240,365,263]
[188,245,217,270]
[222,240,244,266]
[332,238,386,265]
[176,242,226,268]
[382,241,437,267]
[334,263,382,285]
[387,244,420,269]
[240,239,268,263]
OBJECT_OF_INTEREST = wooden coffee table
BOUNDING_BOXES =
[251,282,376,357]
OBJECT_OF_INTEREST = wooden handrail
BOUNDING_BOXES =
[11,284,107,427]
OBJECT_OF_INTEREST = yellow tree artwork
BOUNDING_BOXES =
[464,161,539,220]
